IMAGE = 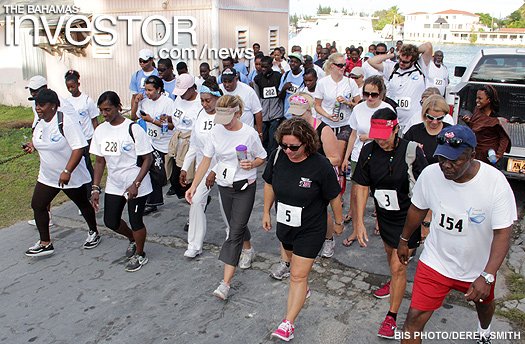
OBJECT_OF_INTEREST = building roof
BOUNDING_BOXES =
[435,10,479,16]
[407,12,428,15]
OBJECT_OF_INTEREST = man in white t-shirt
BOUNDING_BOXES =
[426,50,449,96]
[368,42,433,134]
[397,125,517,344]
[219,67,263,138]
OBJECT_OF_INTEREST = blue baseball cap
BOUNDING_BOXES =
[433,125,477,160]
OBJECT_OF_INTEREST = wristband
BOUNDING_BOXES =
[399,235,409,242]
[92,185,101,190]
[135,181,141,188]
[334,221,343,226]
[63,169,71,174]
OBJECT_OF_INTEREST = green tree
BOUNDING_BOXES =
[476,13,500,28]
[470,33,478,44]
[317,5,331,14]
[290,13,299,26]
[372,6,405,30]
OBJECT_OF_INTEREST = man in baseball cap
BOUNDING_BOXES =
[434,124,477,161]
[25,75,48,91]
[28,88,60,106]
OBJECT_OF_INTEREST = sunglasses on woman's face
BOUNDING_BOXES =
[363,91,380,99]
[332,63,345,69]
[280,143,303,151]
[426,114,445,121]
[436,135,470,148]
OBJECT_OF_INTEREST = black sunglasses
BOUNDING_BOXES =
[426,113,445,121]
[436,135,471,148]
[280,143,303,151]
[350,75,361,79]
[139,58,151,64]
[332,63,345,69]
[376,51,387,55]
[363,91,380,99]
[398,57,414,64]
[157,68,167,72]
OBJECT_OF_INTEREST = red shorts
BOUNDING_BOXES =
[411,261,495,312]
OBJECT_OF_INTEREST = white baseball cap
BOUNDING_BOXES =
[172,74,195,96]
[138,49,154,61]
[25,75,48,90]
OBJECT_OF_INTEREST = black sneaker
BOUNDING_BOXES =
[25,241,54,257]
[126,241,136,259]
[143,205,157,216]
[125,253,148,272]
[83,231,101,249]
[166,187,177,196]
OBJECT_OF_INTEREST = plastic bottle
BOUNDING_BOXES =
[332,100,341,120]
[236,145,248,161]
[345,163,352,181]
[161,114,168,134]
[488,149,497,164]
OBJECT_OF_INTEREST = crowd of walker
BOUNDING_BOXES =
[20,39,517,343]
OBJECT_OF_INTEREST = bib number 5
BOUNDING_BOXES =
[276,202,302,227]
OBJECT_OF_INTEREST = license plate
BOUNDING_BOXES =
[507,158,525,173]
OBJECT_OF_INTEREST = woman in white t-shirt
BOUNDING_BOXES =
[272,48,290,74]
[65,70,99,190]
[185,95,267,300]
[179,78,225,258]
[23,89,100,257]
[131,75,175,215]
[90,91,154,272]
[342,76,393,244]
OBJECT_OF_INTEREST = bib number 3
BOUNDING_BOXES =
[374,189,400,211]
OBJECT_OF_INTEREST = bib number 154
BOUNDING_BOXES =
[437,213,465,235]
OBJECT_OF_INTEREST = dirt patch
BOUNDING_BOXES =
[0,121,32,130]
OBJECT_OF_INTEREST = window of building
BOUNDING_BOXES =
[490,34,497,39]
[510,35,517,40]
[458,24,463,29]
[443,24,449,29]
[236,27,249,49]
[433,24,440,29]
[424,24,430,28]
[269,27,279,50]
[92,33,114,59]
[500,35,508,39]
[480,34,487,38]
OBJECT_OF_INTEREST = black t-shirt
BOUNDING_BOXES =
[254,71,282,99]
[352,138,428,231]
[404,122,450,164]
[315,121,329,157]
[262,150,341,246]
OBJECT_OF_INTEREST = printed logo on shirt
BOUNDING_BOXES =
[445,132,455,138]
[50,135,62,142]
[122,143,133,152]
[468,207,486,224]
[411,74,420,81]
[299,177,312,188]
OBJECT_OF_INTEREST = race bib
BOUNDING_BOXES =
[397,97,411,110]
[200,119,215,133]
[101,139,121,156]
[287,83,300,94]
[35,128,44,143]
[434,78,444,86]
[173,108,184,119]
[374,189,400,211]
[435,204,468,236]
[276,202,302,227]
[216,161,236,185]
[140,77,146,89]
[147,127,160,139]
[263,86,277,99]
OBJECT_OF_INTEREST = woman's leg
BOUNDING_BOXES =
[286,254,315,324]
[63,185,98,233]
[31,182,61,244]
[127,195,148,255]
[187,179,211,253]
[383,241,415,314]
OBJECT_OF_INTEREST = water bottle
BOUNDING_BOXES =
[488,149,497,164]
[236,145,248,161]
[332,100,341,120]
[161,114,168,134]
[345,163,352,181]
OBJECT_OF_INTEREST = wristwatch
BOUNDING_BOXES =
[135,181,141,188]
[421,221,431,227]
[480,271,495,284]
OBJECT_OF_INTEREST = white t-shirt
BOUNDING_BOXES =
[32,95,81,128]
[272,59,290,73]
[182,108,218,172]
[90,118,153,198]
[361,60,381,79]
[314,75,360,128]
[33,112,90,189]
[137,94,175,153]
[203,123,267,187]
[313,64,326,79]
[219,82,262,128]
[172,93,202,134]
[427,63,449,96]
[382,56,429,133]
[67,93,98,140]
[412,162,517,282]
[349,101,394,161]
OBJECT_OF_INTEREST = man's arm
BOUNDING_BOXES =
[398,204,428,264]
[368,53,393,73]
[418,42,433,66]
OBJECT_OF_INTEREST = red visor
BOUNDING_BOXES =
[369,119,398,139]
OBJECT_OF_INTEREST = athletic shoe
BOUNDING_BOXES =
[271,319,294,341]
[83,231,101,249]
[270,260,291,280]
[183,219,189,232]
[321,238,335,258]
[25,241,54,257]
[184,249,201,258]
[374,281,391,299]
[143,205,157,216]
[125,253,148,272]
[78,209,82,216]
[126,241,136,259]
[27,212,54,227]
[166,187,177,196]
[212,281,230,300]
[239,248,255,269]
[377,315,397,339]
[306,287,311,299]
[476,334,492,344]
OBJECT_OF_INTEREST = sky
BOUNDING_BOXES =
[289,0,524,19]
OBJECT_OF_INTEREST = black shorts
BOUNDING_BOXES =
[104,193,148,231]
[281,238,324,259]
[334,125,352,141]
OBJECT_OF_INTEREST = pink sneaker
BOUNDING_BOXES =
[377,315,397,339]
[271,319,294,341]
[374,281,390,299]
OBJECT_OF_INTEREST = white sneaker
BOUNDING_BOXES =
[321,238,335,258]
[184,249,201,258]
[78,209,82,216]
[213,281,230,300]
[239,248,255,269]
[28,212,54,227]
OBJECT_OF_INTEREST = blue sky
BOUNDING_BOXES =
[289,0,523,19]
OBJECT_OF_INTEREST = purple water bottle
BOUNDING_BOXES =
[236,145,248,161]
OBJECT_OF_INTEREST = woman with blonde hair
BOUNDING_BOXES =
[185,95,267,300]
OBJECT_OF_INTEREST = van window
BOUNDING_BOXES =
[470,55,525,84]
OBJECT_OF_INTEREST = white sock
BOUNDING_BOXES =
[478,321,491,338]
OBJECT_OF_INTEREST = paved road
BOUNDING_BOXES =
[1,171,524,343]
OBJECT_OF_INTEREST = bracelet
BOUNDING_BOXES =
[259,132,263,137]
[92,185,101,190]
[399,235,409,242]
[421,221,431,227]
[63,169,71,174]
[334,221,344,226]
[91,189,100,195]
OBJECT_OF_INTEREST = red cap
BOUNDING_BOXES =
[369,119,398,139]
